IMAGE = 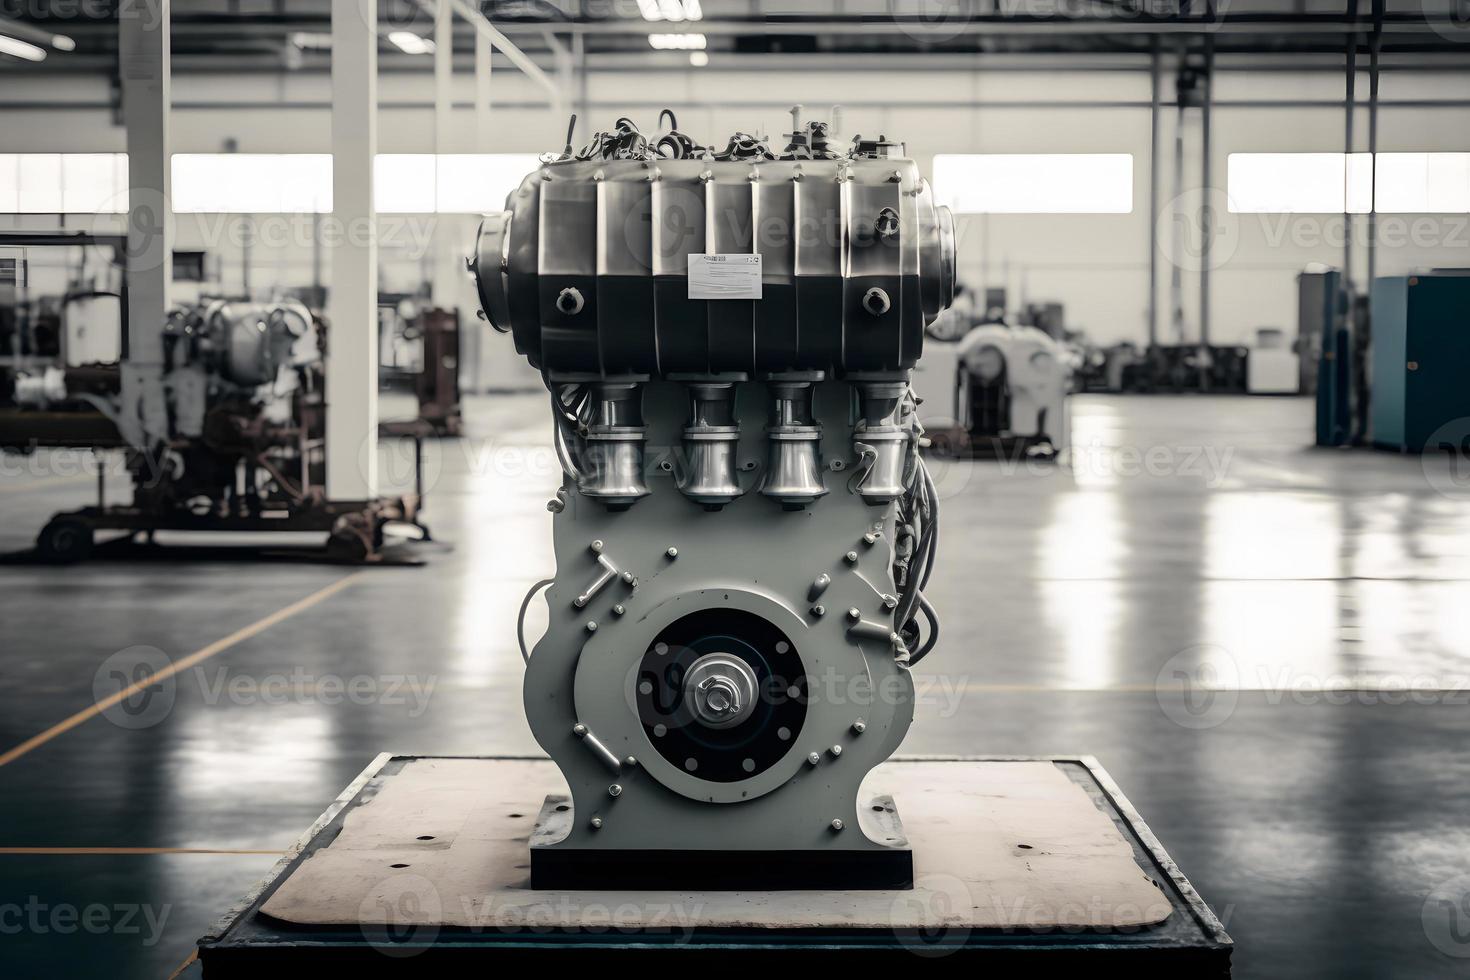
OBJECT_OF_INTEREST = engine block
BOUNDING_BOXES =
[476,113,955,889]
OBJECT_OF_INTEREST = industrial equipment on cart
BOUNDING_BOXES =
[0,234,425,563]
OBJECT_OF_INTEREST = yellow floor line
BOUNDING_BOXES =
[0,571,366,768]
[165,948,198,980]
[0,847,285,855]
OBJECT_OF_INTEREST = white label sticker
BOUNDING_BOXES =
[688,253,762,300]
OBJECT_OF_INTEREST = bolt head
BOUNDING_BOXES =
[586,621,598,632]
[590,816,604,829]
[666,547,678,559]
[608,783,622,798]
[590,539,604,553]
[844,550,859,563]
[572,723,588,737]
[882,594,898,609]
[830,744,843,757]
[847,607,862,621]
[852,720,867,734]
[624,756,637,767]
[807,752,821,766]
[810,604,825,617]
[830,818,845,831]
[612,604,626,616]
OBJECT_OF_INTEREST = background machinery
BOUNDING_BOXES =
[0,234,423,562]
[915,323,1071,460]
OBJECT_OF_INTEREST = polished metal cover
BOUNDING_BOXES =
[473,157,956,377]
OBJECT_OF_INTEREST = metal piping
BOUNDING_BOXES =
[445,0,560,107]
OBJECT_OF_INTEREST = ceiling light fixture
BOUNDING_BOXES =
[0,34,46,62]
[387,31,435,55]
[649,32,706,51]
[639,0,702,22]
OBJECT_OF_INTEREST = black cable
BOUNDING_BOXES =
[908,594,941,666]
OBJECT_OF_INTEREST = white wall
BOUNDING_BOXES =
[2,61,1468,356]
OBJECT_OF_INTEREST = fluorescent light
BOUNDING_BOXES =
[639,0,701,21]
[0,35,46,62]
[387,31,435,55]
[650,32,706,50]
[689,51,709,67]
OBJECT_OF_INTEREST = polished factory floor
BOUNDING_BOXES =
[2,392,1468,979]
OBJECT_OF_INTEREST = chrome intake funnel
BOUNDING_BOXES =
[761,381,828,509]
[676,383,744,510]
[577,382,651,510]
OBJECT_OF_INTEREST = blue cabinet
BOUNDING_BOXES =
[1370,273,1470,452]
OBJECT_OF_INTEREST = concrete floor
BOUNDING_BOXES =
[2,392,1469,978]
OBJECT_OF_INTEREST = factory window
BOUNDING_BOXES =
[0,152,129,213]
[375,154,542,214]
[932,154,1134,214]
[1227,152,1470,213]
[171,154,334,213]
[0,153,540,215]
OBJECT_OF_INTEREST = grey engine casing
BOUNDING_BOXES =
[473,123,955,861]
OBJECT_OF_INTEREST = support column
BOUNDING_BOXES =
[1147,39,1161,350]
[434,0,453,152]
[328,0,377,499]
[118,0,171,447]
[1198,35,1214,392]
[474,27,493,152]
